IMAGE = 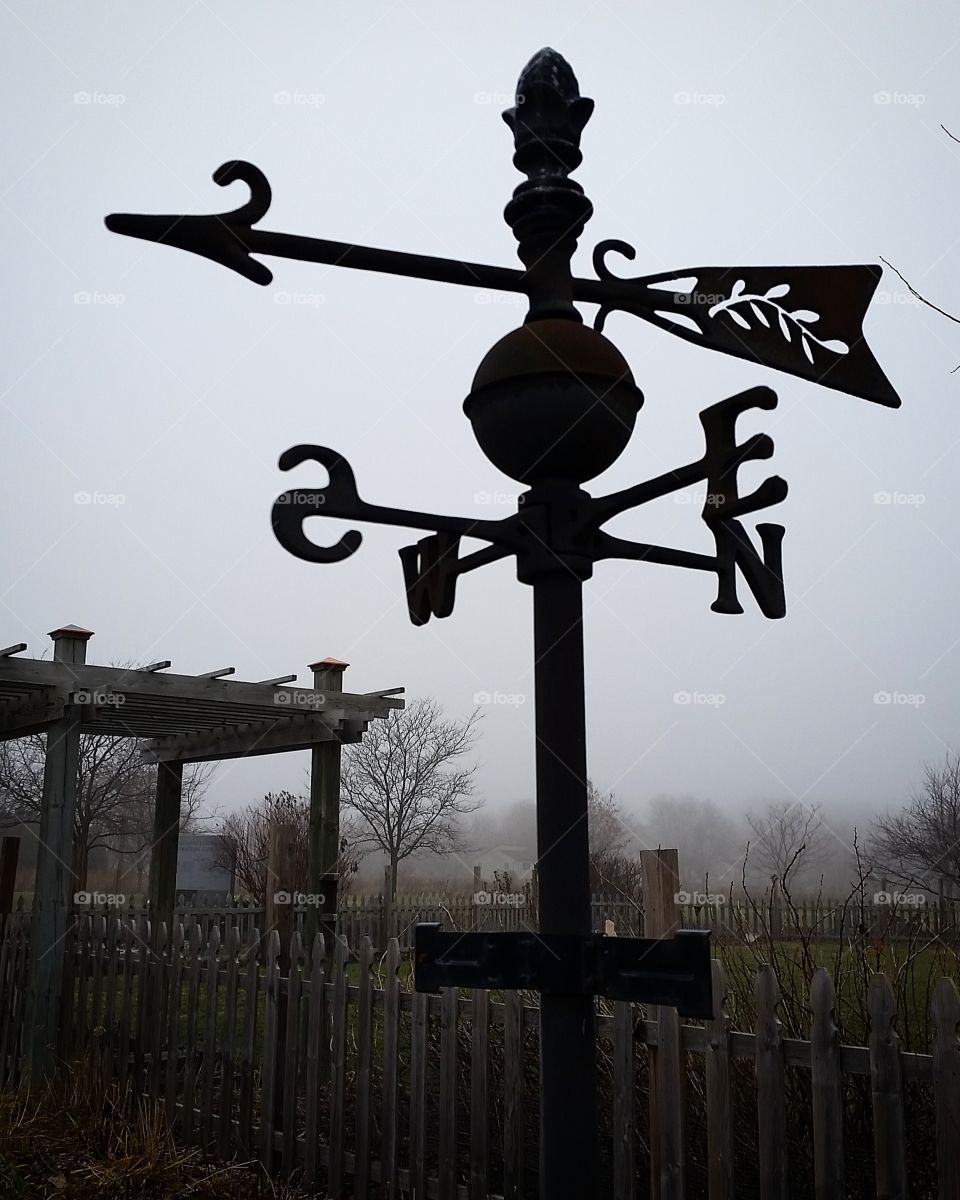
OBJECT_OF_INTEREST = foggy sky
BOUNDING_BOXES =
[2,1,959,871]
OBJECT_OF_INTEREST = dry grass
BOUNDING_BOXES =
[0,1071,309,1199]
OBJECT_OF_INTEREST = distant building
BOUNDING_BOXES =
[176,834,234,903]
[472,844,534,888]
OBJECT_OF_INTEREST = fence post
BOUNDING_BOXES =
[704,960,734,1200]
[641,847,684,1200]
[932,977,960,1200]
[755,964,787,1200]
[264,820,296,1157]
[869,973,907,1200]
[810,968,844,1200]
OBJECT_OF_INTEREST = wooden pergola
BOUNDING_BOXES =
[0,624,403,1076]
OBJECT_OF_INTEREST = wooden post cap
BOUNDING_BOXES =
[48,624,94,641]
[308,657,350,671]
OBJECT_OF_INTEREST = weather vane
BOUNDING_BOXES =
[106,47,900,1200]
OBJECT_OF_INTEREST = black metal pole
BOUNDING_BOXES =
[532,570,599,1199]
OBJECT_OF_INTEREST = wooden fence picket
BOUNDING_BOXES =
[181,922,202,1146]
[281,931,304,1179]
[353,936,374,1200]
[409,987,428,1200]
[217,923,241,1160]
[932,976,960,1200]
[260,927,281,1170]
[503,987,523,1200]
[470,987,490,1200]
[303,933,326,1192]
[755,963,787,1200]
[101,918,120,1085]
[149,922,168,1099]
[200,924,221,1148]
[869,973,907,1200]
[810,967,844,1200]
[164,922,185,1126]
[439,984,458,1200]
[117,920,135,1098]
[704,961,733,1200]
[328,935,349,1197]
[381,937,401,1199]
[238,926,260,1151]
[612,999,635,1200]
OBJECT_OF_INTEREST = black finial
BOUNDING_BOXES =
[503,49,595,321]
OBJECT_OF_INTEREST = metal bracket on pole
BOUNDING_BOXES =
[413,923,713,1019]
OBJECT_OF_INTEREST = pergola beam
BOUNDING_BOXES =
[141,715,362,763]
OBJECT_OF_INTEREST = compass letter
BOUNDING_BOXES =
[399,532,462,626]
[699,387,787,618]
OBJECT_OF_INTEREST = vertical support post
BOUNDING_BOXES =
[531,571,599,1200]
[642,848,684,1200]
[26,623,93,1081]
[306,657,348,954]
[148,760,184,933]
[264,820,296,1162]
[0,836,20,921]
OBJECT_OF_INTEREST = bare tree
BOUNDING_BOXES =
[212,789,365,902]
[745,800,832,887]
[0,732,211,890]
[644,794,740,890]
[341,697,482,899]
[868,756,960,891]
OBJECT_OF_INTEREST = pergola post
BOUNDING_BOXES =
[26,623,92,1080]
[148,759,184,933]
[306,657,348,955]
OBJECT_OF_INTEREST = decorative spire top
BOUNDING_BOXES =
[502,49,594,320]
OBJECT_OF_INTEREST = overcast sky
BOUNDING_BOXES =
[2,2,959,856]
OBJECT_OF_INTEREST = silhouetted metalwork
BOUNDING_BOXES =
[415,924,713,1017]
[106,45,901,1200]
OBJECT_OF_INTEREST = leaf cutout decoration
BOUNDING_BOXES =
[820,339,849,355]
[750,302,770,327]
[727,309,750,329]
[802,335,814,364]
[765,283,791,299]
[778,310,791,342]
[791,309,820,324]
[731,279,746,298]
